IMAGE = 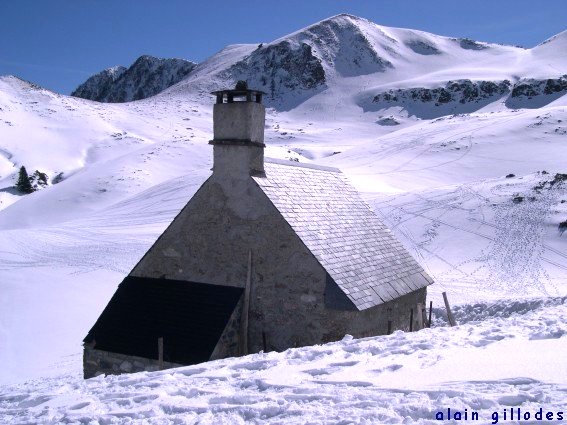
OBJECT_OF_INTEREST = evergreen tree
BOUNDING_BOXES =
[16,166,34,194]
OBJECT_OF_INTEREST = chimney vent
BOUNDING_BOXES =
[210,84,267,176]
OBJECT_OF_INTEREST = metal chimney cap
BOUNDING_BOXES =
[211,84,266,104]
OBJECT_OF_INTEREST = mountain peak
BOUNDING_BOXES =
[318,13,365,23]
[71,55,197,102]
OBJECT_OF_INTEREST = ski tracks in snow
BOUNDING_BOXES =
[370,175,567,299]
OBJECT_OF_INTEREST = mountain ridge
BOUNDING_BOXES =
[69,15,566,108]
[71,55,197,102]
[163,14,565,110]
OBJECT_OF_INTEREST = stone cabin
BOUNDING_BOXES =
[83,86,433,378]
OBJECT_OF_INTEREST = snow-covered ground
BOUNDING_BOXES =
[0,14,566,424]
[1,297,566,423]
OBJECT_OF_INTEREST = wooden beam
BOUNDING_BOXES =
[158,337,164,370]
[417,303,424,330]
[240,250,252,355]
[442,292,457,327]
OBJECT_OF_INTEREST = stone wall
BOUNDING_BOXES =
[83,345,182,379]
[128,158,427,358]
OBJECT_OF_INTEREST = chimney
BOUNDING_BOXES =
[209,82,266,177]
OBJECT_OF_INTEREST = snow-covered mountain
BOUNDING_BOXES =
[70,65,126,101]
[73,15,567,110]
[72,55,197,102]
[168,14,566,110]
[0,13,566,422]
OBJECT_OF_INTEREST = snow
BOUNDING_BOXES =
[0,13,566,424]
[1,298,566,423]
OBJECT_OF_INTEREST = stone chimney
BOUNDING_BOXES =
[209,82,266,176]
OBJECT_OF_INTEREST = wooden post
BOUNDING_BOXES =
[262,330,267,352]
[409,308,414,332]
[239,250,252,356]
[416,303,424,330]
[387,320,392,335]
[158,337,164,370]
[428,300,433,328]
[442,292,457,327]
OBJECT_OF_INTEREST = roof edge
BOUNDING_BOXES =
[264,157,341,173]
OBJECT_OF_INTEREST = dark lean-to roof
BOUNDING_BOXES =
[84,276,243,365]
[253,158,433,311]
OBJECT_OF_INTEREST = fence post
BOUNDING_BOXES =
[428,300,433,328]
[442,292,457,327]
[417,303,424,330]
[158,337,164,370]
[240,250,252,356]
[409,308,414,332]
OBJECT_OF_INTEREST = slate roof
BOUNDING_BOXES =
[253,158,433,310]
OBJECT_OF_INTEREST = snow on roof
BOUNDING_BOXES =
[254,160,433,310]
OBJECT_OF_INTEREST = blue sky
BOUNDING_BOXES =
[1,0,566,94]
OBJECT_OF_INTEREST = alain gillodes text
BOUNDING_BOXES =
[435,407,564,423]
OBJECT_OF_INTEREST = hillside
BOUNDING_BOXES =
[0,13,566,423]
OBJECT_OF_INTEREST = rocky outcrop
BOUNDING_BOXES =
[404,39,441,55]
[455,38,489,50]
[371,76,567,111]
[70,66,126,102]
[372,79,511,106]
[226,41,326,104]
[223,14,398,108]
[506,75,567,108]
[510,75,567,99]
[302,15,394,77]
[72,56,196,102]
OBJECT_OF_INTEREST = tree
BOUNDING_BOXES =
[15,166,34,194]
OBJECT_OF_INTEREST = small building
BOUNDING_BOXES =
[83,86,433,378]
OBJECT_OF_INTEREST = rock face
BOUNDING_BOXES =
[301,15,394,77]
[455,38,489,50]
[226,41,326,102]
[373,80,512,106]
[70,66,126,102]
[505,75,567,108]
[72,56,196,102]
[510,75,567,99]
[372,76,567,109]
[220,14,395,108]
[404,39,441,55]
